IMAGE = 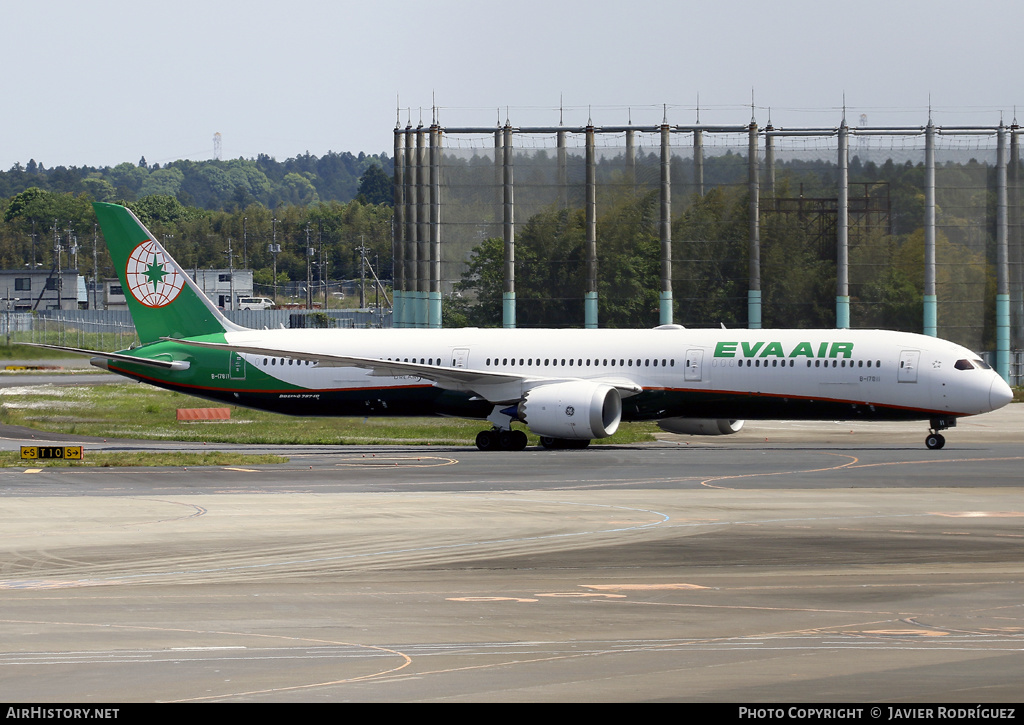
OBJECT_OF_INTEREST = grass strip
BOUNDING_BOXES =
[0,380,659,446]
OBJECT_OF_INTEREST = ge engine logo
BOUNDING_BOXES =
[125,240,185,308]
[565,406,575,417]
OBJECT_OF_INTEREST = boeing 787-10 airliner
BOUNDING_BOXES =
[33,203,1014,451]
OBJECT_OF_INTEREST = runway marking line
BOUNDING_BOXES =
[333,455,458,469]
[700,452,859,489]
[0,617,413,702]
[846,455,1024,471]
[582,583,709,591]
[128,497,207,524]
[858,629,950,637]
[903,616,1024,638]
[932,511,1024,518]
[535,592,626,599]
[0,579,128,590]
[699,454,1024,490]
[355,613,975,686]
[610,600,902,615]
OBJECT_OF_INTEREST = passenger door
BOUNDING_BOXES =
[684,349,703,382]
[230,352,246,380]
[898,349,920,383]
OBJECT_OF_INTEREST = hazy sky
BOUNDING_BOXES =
[3,0,1020,170]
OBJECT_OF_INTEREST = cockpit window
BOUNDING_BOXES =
[954,358,992,370]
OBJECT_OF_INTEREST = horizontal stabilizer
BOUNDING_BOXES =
[22,343,191,371]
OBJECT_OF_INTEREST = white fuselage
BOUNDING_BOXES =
[224,326,1011,421]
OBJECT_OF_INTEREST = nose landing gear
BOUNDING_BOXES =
[925,416,955,450]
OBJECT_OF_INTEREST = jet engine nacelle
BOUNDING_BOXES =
[519,381,622,440]
[657,418,745,436]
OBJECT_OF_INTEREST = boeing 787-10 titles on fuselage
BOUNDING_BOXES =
[33,203,1014,451]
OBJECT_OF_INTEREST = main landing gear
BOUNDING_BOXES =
[474,405,592,451]
[476,404,530,451]
[925,416,955,450]
[475,428,528,451]
[474,429,593,451]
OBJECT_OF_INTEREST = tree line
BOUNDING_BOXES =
[2,151,395,211]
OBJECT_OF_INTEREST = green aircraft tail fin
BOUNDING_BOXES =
[93,202,244,343]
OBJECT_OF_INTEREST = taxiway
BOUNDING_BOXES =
[0,406,1022,702]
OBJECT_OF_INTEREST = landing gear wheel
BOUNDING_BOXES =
[496,430,528,451]
[925,433,945,450]
[477,428,528,451]
[475,430,499,451]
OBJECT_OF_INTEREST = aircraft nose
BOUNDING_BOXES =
[989,375,1014,411]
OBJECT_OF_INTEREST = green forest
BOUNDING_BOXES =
[0,152,397,301]
[0,151,395,209]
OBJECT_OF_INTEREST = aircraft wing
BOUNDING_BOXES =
[165,337,643,400]
[166,337,521,385]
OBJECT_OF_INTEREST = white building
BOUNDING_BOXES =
[0,269,81,311]
[189,269,254,309]
[104,269,254,310]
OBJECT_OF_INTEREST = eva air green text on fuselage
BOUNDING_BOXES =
[714,340,854,359]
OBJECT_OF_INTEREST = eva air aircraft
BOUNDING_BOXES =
[38,202,1013,451]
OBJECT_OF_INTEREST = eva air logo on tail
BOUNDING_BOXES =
[125,240,185,308]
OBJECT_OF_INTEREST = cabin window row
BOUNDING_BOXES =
[484,357,676,368]
[256,355,882,371]
[260,358,316,367]
[386,358,445,365]
[803,359,882,368]
[717,358,883,368]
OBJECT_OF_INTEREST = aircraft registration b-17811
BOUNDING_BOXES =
[34,202,1014,451]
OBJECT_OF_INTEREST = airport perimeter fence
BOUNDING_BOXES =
[395,112,1023,379]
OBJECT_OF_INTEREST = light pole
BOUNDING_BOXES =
[223,237,235,310]
[269,217,280,302]
[305,223,313,309]
[356,241,368,309]
[92,223,100,310]
[54,220,64,312]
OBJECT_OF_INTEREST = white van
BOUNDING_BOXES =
[238,297,275,310]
